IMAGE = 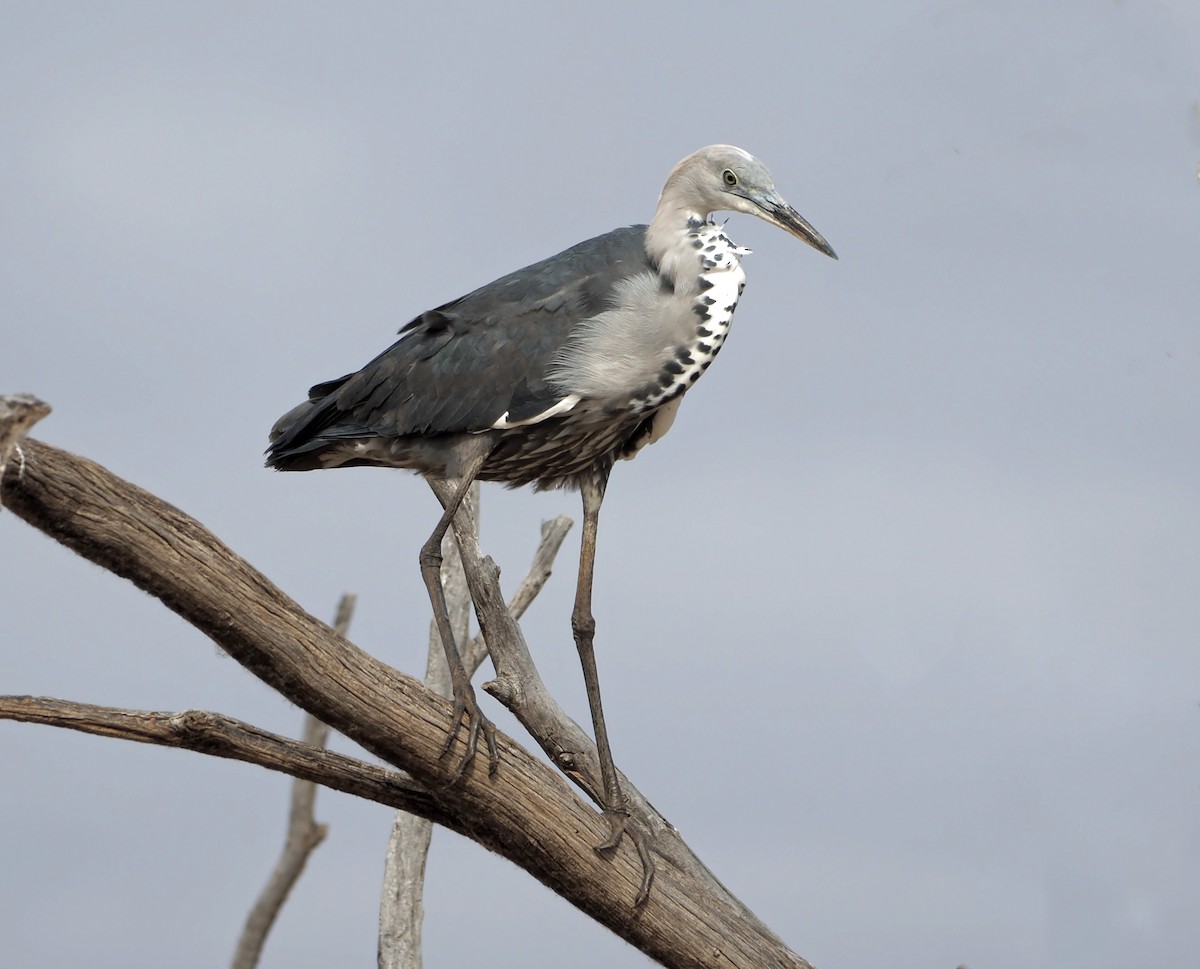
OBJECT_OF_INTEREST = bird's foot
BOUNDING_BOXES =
[439,683,499,783]
[594,807,656,909]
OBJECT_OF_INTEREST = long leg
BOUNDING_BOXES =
[420,448,498,781]
[573,467,655,905]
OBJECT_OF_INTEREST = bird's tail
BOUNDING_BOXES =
[265,375,355,471]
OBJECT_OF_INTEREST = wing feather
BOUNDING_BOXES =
[267,225,650,467]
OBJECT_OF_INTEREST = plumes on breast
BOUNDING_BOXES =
[547,271,696,402]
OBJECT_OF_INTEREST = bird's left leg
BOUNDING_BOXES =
[420,443,498,781]
[574,468,655,906]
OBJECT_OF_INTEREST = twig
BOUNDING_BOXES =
[231,593,357,969]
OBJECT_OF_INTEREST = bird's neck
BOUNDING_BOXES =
[645,205,711,290]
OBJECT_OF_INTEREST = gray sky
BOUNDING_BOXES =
[3,2,1199,967]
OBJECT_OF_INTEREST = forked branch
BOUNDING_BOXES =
[0,435,814,969]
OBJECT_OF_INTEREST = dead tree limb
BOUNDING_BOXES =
[0,696,459,831]
[232,593,357,969]
[0,394,51,499]
[1,436,815,969]
[461,514,574,675]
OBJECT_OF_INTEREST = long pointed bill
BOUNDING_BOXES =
[757,198,838,260]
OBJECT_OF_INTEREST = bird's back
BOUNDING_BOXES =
[266,224,653,482]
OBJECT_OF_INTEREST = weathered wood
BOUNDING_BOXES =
[1,437,815,969]
[0,394,51,498]
[232,593,357,969]
[0,695,458,830]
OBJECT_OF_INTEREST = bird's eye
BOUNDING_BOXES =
[722,169,738,186]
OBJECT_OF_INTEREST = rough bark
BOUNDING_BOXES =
[0,394,51,497]
[1,436,815,969]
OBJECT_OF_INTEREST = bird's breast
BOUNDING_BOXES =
[545,222,748,422]
[622,222,748,416]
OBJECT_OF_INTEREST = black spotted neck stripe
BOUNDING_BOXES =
[631,221,749,414]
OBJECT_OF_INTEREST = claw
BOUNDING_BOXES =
[595,808,629,852]
[439,683,500,783]
[594,809,656,909]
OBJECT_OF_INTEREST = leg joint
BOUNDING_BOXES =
[419,540,443,572]
[571,610,596,641]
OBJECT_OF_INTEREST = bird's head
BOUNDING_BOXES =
[659,144,837,259]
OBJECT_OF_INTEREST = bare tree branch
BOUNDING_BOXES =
[0,394,51,502]
[379,796,435,969]
[461,514,573,674]
[232,593,358,969]
[1,435,816,969]
[0,695,460,831]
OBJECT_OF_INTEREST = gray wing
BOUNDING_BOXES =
[267,224,650,468]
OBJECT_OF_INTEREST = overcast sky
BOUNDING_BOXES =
[3,2,1199,967]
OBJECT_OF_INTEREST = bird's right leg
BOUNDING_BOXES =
[574,468,655,907]
[420,448,498,782]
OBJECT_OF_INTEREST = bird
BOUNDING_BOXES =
[266,144,835,903]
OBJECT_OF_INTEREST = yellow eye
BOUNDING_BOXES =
[722,169,738,186]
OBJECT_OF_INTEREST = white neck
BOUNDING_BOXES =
[645,202,708,289]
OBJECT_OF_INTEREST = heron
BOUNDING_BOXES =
[267,145,835,901]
